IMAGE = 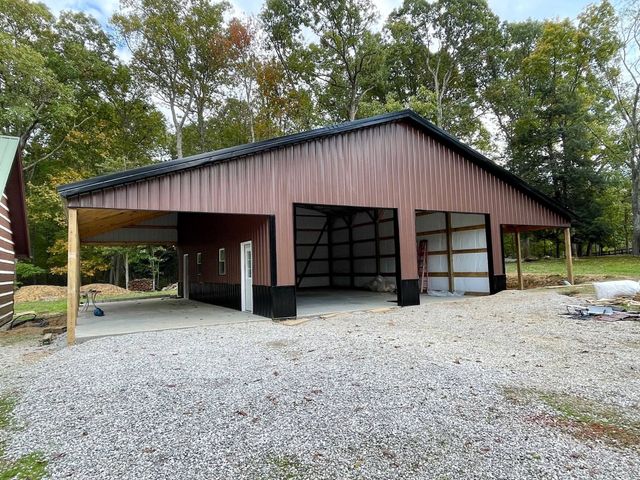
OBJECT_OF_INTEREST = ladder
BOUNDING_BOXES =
[417,240,429,293]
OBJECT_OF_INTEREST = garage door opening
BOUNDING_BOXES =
[415,210,491,296]
[294,204,399,316]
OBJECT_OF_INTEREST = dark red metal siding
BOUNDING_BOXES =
[178,213,270,286]
[69,121,569,284]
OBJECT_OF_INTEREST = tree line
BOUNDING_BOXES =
[1,0,638,284]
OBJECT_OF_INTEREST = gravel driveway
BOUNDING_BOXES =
[3,290,640,479]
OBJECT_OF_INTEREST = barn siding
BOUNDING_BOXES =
[0,194,15,323]
[67,121,569,287]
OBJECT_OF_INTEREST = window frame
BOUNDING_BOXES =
[218,248,226,276]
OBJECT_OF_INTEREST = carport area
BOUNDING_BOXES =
[75,296,263,342]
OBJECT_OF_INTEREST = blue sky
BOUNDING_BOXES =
[43,0,593,27]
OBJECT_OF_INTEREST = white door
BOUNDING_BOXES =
[182,254,189,299]
[241,241,253,312]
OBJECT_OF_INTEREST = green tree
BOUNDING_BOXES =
[261,0,384,122]
[112,0,230,158]
[385,0,499,148]
[486,10,620,254]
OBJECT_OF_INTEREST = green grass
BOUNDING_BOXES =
[0,396,16,430]
[0,394,48,479]
[504,387,640,449]
[506,255,640,278]
[13,289,177,318]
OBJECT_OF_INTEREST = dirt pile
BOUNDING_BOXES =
[506,273,630,289]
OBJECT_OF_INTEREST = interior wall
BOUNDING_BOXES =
[178,212,271,310]
[295,207,329,287]
[416,211,490,294]
[295,206,397,289]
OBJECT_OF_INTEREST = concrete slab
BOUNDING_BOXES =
[296,289,398,317]
[295,289,469,318]
[76,297,264,342]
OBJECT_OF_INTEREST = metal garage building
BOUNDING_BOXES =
[58,110,573,344]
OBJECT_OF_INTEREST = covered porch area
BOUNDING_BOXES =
[65,207,278,345]
[75,296,264,343]
[502,224,574,290]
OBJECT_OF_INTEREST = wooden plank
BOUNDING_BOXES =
[428,271,489,278]
[564,227,574,285]
[416,224,486,237]
[67,208,80,345]
[515,231,524,290]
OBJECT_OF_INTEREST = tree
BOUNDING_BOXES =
[486,10,620,254]
[261,0,384,122]
[112,0,230,158]
[595,1,640,254]
[385,0,499,148]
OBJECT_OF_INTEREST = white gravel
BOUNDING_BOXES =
[3,290,640,479]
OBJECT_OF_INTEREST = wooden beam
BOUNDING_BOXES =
[78,209,167,239]
[515,231,524,290]
[564,227,574,285]
[67,208,80,345]
[445,212,454,292]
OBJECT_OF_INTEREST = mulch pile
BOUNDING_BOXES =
[15,283,130,302]
[15,286,67,303]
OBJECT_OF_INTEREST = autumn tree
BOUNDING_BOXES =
[112,0,230,158]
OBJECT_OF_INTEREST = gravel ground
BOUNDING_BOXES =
[2,290,640,479]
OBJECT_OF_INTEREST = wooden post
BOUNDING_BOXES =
[445,213,454,292]
[515,231,524,290]
[67,208,80,345]
[564,227,574,285]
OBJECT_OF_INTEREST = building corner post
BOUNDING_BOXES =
[67,208,80,345]
[564,227,574,285]
[515,230,524,290]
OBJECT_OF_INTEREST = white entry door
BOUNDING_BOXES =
[240,241,253,312]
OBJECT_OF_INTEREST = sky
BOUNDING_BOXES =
[43,0,593,28]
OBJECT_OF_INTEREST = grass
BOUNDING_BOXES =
[13,289,177,318]
[504,387,640,450]
[505,255,640,278]
[0,394,48,479]
[267,454,307,480]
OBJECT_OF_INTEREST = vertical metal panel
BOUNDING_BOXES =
[69,121,570,285]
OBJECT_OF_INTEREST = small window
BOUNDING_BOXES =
[218,248,226,275]
[196,252,202,275]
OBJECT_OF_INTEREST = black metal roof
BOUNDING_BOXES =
[58,109,573,220]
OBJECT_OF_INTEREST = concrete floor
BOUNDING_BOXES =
[76,297,263,342]
[76,290,461,341]
[296,289,398,317]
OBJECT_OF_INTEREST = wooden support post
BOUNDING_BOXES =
[564,227,574,285]
[373,209,380,276]
[515,230,524,290]
[67,208,80,345]
[347,215,355,288]
[445,212,454,292]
